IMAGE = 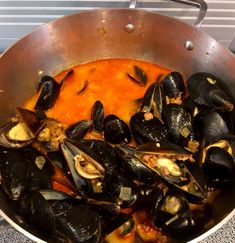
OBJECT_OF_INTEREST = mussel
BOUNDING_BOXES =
[0,107,41,149]
[0,146,52,200]
[37,118,66,152]
[162,104,193,144]
[140,82,164,120]
[60,139,105,196]
[151,189,194,237]
[193,110,234,146]
[187,72,234,112]
[115,145,156,185]
[203,147,235,187]
[91,100,104,133]
[160,72,185,101]
[65,120,93,140]
[127,66,147,86]
[20,190,101,242]
[131,142,207,203]
[35,70,74,111]
[103,115,131,144]
[130,112,167,144]
[73,139,119,174]
[102,169,140,208]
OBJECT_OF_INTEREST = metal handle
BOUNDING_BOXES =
[170,0,207,28]
[129,0,137,9]
[129,0,207,28]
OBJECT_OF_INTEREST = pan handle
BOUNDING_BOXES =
[129,0,207,28]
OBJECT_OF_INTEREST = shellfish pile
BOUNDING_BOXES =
[0,67,234,243]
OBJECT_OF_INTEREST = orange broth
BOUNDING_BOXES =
[24,59,169,125]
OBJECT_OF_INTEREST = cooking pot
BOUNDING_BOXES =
[0,0,234,242]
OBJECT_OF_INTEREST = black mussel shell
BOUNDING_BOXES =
[23,147,53,191]
[91,100,104,133]
[161,72,185,98]
[102,170,139,208]
[20,190,54,235]
[152,190,194,237]
[193,110,231,146]
[187,72,234,112]
[100,210,132,238]
[115,145,156,185]
[103,115,131,144]
[130,112,167,144]
[134,65,147,86]
[162,104,193,144]
[35,76,60,111]
[60,139,98,196]
[141,82,164,119]
[203,147,235,187]
[65,120,93,140]
[52,201,101,243]
[16,107,41,135]
[133,143,206,204]
[0,147,32,200]
[182,96,198,117]
[72,139,119,174]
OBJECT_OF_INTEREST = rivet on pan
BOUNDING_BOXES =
[185,41,194,51]
[125,24,135,33]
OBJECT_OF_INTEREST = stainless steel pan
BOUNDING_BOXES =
[0,0,234,242]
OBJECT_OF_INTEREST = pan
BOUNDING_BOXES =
[0,0,234,242]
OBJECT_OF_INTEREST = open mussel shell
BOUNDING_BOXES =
[187,72,234,112]
[160,71,185,99]
[0,107,42,149]
[130,111,167,144]
[0,122,34,148]
[71,139,119,175]
[103,114,131,144]
[151,189,195,237]
[60,139,105,196]
[133,142,206,203]
[115,145,156,185]
[162,104,193,144]
[203,147,235,187]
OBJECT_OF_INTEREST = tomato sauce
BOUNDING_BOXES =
[24,59,169,125]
